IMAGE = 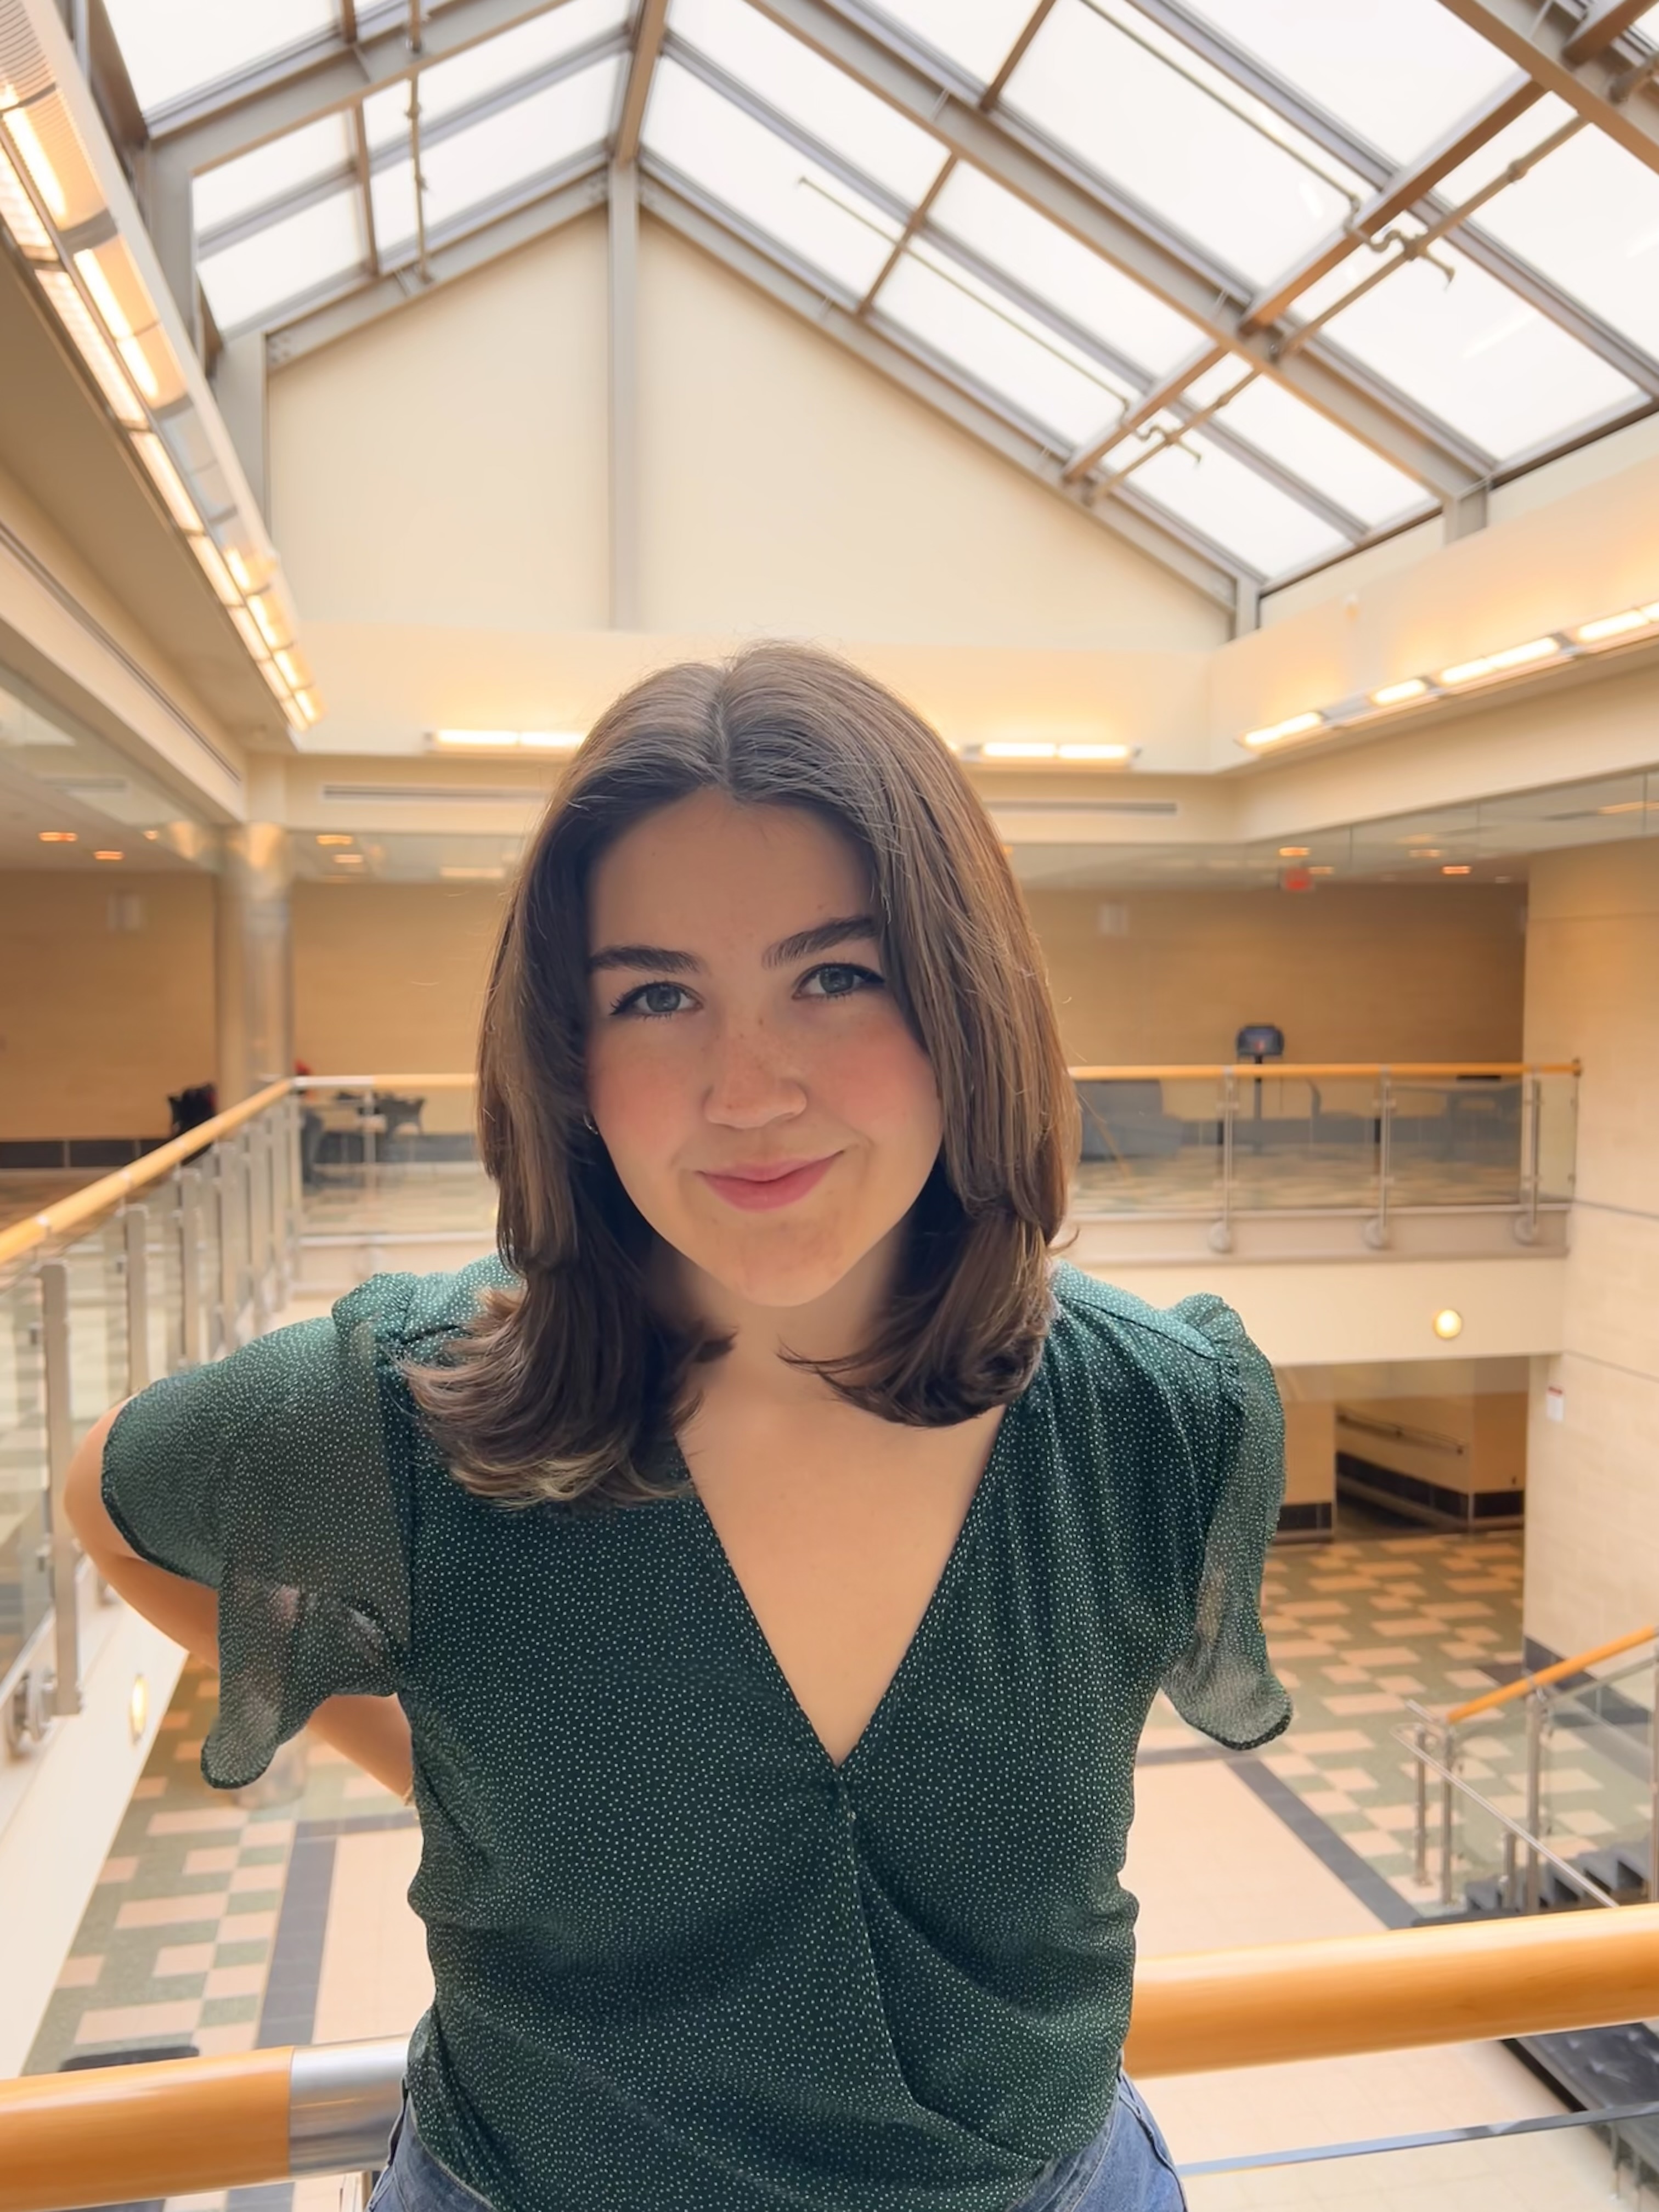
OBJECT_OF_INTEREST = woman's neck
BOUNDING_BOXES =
[655,1225,905,1407]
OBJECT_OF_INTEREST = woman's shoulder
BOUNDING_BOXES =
[1047,1260,1247,1383]
[330,1254,520,1364]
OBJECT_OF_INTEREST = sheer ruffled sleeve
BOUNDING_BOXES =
[1158,1294,1292,1752]
[101,1276,415,1790]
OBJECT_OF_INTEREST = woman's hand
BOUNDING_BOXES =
[65,1403,415,1802]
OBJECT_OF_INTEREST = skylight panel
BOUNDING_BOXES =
[104,0,338,118]
[1313,246,1640,459]
[416,57,621,235]
[644,59,900,296]
[1125,433,1346,574]
[928,166,1202,377]
[193,116,354,238]
[1201,375,1428,528]
[1453,129,1659,362]
[877,243,1135,443]
[410,0,628,127]
[198,187,365,332]
[1170,0,1521,166]
[1435,95,1575,205]
[1003,0,1361,289]
[363,81,411,154]
[670,0,947,202]
[371,157,419,257]
[865,0,1043,84]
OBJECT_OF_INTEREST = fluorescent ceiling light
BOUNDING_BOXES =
[36,269,145,425]
[981,740,1059,759]
[432,729,583,751]
[247,591,289,651]
[1,99,67,221]
[1240,710,1324,751]
[1437,637,1561,686]
[441,865,507,879]
[131,431,202,534]
[0,142,54,257]
[273,648,304,689]
[1058,742,1132,761]
[258,658,291,703]
[228,605,268,659]
[1370,677,1431,708]
[188,534,239,605]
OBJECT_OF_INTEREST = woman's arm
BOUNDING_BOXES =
[66,1402,415,1801]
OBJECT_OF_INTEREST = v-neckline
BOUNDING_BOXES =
[668,1375,1037,1781]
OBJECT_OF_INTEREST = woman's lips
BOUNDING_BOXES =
[698,1155,838,1211]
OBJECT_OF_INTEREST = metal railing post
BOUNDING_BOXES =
[179,1165,204,1368]
[1518,1069,1542,1244]
[217,1143,240,1355]
[1210,1071,1237,1252]
[249,1116,271,1333]
[1414,1723,1429,1887]
[286,1090,304,1282]
[41,1259,81,1718]
[1440,1719,1457,1907]
[1366,1069,1393,1249]
[1503,1829,1518,1912]
[1649,1643,1659,1904]
[1526,1690,1544,1912]
[123,1204,150,1395]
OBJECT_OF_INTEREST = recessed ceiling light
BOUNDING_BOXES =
[94,849,123,861]
[38,830,76,842]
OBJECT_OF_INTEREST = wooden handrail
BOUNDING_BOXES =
[1446,1624,1657,1724]
[1125,1899,1659,2076]
[0,1079,291,1277]
[1071,1062,1581,1081]
[5,1908,1659,2207]
[0,2045,291,2210]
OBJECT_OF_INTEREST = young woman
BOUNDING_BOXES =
[69,645,1289,2212]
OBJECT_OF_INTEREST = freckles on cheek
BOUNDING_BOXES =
[823,1025,940,1139]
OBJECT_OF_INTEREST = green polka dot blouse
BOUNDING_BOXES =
[102,1256,1290,2212]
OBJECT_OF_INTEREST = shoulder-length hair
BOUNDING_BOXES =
[403,642,1079,1509]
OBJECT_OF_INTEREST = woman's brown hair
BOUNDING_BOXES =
[403,642,1079,1508]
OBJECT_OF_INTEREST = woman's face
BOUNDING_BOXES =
[585,791,943,1311]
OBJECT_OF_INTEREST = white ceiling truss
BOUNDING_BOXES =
[86,0,1659,610]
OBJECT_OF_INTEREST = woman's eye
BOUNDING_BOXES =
[799,962,882,1000]
[612,981,693,1019]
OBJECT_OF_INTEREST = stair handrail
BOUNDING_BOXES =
[1445,1624,1658,1724]
[3,1907,1658,2210]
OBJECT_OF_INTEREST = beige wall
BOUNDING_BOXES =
[1335,1393,1527,1501]
[1029,883,1526,1066]
[268,212,1226,659]
[292,881,505,1128]
[0,872,215,1138]
[1522,838,1659,1659]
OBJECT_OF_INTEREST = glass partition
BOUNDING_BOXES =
[0,1268,50,1689]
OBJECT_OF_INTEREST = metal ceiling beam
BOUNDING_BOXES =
[638,167,1253,615]
[143,0,579,325]
[744,0,1487,498]
[1239,78,1543,335]
[614,0,669,166]
[667,41,1370,539]
[1433,0,1659,178]
[1563,0,1659,65]
[1134,0,1659,394]
[266,165,606,362]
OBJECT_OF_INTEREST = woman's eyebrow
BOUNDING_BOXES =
[763,915,879,968]
[588,916,878,977]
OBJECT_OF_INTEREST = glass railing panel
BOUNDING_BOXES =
[0,1268,50,1686]
[1073,1076,1224,1216]
[1227,1072,1379,1214]
[1180,2096,1656,2207]
[1389,1076,1525,1207]
[146,1178,185,1381]
[1537,1068,1579,1203]
[1540,1655,1654,1900]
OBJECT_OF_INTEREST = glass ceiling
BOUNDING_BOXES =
[101,0,1659,591]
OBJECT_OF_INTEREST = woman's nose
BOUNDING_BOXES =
[704,1024,807,1127]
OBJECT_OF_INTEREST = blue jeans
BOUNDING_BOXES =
[1006,2075,1186,2210]
[368,2075,1186,2211]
